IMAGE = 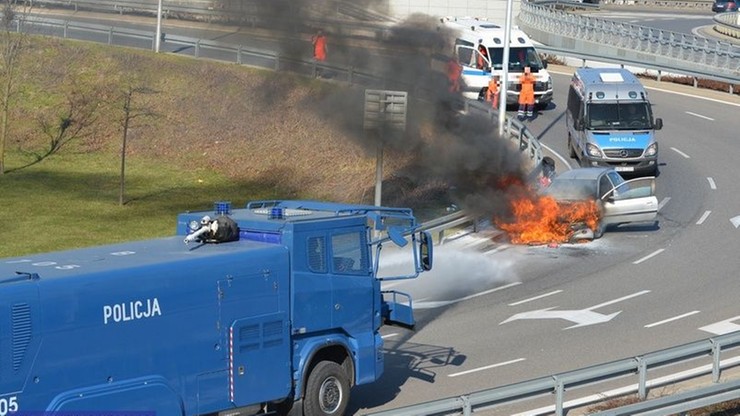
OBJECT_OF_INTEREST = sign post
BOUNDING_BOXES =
[364,90,407,206]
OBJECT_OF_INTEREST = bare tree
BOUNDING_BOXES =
[0,0,30,175]
[118,83,158,206]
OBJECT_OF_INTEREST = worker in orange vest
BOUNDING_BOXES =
[312,29,327,62]
[311,29,327,77]
[446,57,462,93]
[518,66,536,119]
[486,75,500,110]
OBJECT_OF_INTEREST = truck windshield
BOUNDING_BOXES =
[489,47,545,71]
[586,102,652,130]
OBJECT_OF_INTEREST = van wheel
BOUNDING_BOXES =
[568,135,576,159]
[303,361,350,416]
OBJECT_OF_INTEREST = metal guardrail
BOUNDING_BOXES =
[365,331,740,416]
[599,0,713,8]
[714,12,740,40]
[518,0,740,84]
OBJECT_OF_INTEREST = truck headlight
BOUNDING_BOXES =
[644,142,658,157]
[586,143,602,158]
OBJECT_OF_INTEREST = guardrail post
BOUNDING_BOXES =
[636,356,648,400]
[63,21,68,39]
[274,53,280,71]
[108,27,113,45]
[195,40,200,58]
[460,394,472,416]
[237,46,242,65]
[711,339,721,383]
[554,376,565,416]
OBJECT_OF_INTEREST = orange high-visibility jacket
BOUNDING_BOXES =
[518,73,536,105]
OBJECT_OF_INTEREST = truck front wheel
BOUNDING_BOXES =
[304,361,350,416]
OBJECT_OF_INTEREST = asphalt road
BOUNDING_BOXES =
[359,70,740,414]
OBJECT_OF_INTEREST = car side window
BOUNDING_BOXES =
[598,175,613,199]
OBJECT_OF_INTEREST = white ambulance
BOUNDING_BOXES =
[440,17,553,108]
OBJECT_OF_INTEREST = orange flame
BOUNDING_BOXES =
[495,189,601,245]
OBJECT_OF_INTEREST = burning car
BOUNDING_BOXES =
[542,167,658,240]
[495,167,658,245]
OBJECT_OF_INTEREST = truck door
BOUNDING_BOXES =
[217,270,291,406]
[328,228,373,332]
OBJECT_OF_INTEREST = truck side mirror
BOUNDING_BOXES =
[419,231,433,271]
[654,118,663,130]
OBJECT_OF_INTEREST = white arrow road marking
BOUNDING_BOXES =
[731,216,740,229]
[500,290,650,329]
[699,316,740,335]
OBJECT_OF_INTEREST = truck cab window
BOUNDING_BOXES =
[307,236,326,273]
[331,232,366,275]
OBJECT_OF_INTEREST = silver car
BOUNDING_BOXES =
[543,167,658,239]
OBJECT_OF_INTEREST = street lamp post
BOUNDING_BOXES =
[155,0,163,53]
[498,0,514,137]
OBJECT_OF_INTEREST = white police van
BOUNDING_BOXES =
[566,68,663,176]
[440,17,553,107]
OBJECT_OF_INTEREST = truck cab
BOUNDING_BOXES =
[566,68,663,176]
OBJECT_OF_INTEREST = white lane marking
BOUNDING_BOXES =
[644,85,740,107]
[547,68,740,107]
[645,311,700,328]
[670,147,691,158]
[381,333,398,339]
[696,210,711,225]
[685,111,714,121]
[585,290,651,311]
[699,316,740,335]
[448,358,526,378]
[707,177,717,190]
[509,290,563,306]
[414,282,522,309]
[512,356,740,416]
[658,197,671,212]
[633,249,665,264]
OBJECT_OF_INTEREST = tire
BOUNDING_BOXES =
[303,361,350,416]
[593,221,605,239]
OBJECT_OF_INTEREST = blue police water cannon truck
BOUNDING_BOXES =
[0,200,433,416]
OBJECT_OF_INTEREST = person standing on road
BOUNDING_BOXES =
[518,66,536,119]
[446,56,462,93]
[486,75,500,110]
